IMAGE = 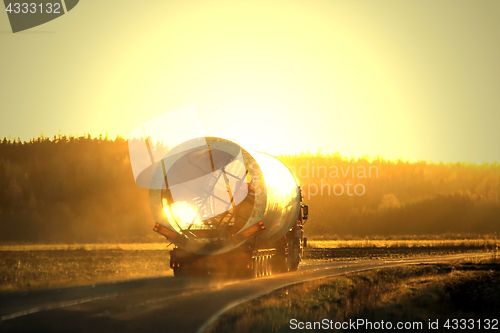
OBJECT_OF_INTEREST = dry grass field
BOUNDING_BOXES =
[0,244,172,293]
[308,238,498,249]
[305,239,498,261]
[209,257,500,333]
[0,243,169,252]
[1,240,497,293]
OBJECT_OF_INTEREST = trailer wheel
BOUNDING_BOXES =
[271,254,288,273]
[289,260,299,272]
[288,239,300,271]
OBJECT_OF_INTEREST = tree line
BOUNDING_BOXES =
[0,135,498,243]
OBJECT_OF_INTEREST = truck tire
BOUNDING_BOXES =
[271,254,287,273]
[288,239,300,271]
[289,260,299,272]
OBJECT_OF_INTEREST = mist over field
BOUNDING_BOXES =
[0,136,499,244]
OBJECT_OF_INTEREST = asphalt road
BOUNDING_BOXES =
[0,253,487,333]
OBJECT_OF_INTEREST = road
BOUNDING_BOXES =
[0,253,487,333]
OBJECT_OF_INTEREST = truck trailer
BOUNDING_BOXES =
[147,137,308,278]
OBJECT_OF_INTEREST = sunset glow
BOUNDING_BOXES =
[1,0,499,163]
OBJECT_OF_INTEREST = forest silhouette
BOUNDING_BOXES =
[0,135,499,243]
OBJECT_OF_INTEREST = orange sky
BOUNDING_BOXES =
[1,0,499,163]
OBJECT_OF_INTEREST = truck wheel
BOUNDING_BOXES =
[271,255,288,273]
[288,239,300,271]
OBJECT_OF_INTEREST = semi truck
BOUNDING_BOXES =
[146,137,308,278]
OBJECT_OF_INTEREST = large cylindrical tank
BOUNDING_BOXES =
[149,137,300,256]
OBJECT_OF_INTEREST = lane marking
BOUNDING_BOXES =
[1,293,118,321]
[1,278,245,322]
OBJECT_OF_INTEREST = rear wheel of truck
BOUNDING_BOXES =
[288,239,300,271]
[289,260,299,272]
[271,254,288,273]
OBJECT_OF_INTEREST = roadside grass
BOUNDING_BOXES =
[308,239,498,249]
[309,233,498,241]
[0,243,171,251]
[304,246,494,262]
[0,250,172,293]
[209,258,500,333]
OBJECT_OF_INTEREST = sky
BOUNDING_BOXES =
[0,0,499,163]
